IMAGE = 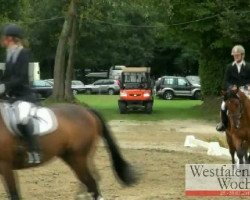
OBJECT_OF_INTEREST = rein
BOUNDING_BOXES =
[227,98,244,119]
[226,91,250,130]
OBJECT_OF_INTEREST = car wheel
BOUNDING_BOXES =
[163,91,174,100]
[73,90,78,96]
[45,91,52,98]
[36,93,43,99]
[86,89,92,94]
[118,101,127,114]
[145,102,153,114]
[194,91,201,100]
[108,89,115,95]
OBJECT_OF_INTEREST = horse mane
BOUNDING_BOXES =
[224,89,250,102]
[224,90,239,101]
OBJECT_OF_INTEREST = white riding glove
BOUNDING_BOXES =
[0,84,5,95]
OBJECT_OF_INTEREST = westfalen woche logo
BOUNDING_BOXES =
[185,164,250,196]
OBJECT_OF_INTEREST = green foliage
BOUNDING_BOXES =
[2,0,250,99]
[160,0,250,97]
[77,0,157,68]
[199,50,226,96]
[20,0,65,60]
[0,0,22,60]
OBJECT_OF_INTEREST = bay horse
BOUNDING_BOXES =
[0,104,137,200]
[223,88,250,164]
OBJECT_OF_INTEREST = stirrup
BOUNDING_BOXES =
[27,152,41,164]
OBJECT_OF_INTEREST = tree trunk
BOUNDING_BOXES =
[65,2,77,102]
[52,0,75,101]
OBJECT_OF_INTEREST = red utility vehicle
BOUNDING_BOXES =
[118,67,153,114]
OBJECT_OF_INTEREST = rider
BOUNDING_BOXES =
[216,45,250,132]
[0,24,41,163]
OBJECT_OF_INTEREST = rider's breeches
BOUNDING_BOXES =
[221,101,226,111]
[11,101,39,152]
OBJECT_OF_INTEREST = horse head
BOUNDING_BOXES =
[223,86,244,129]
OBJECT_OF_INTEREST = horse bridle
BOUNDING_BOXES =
[227,95,244,128]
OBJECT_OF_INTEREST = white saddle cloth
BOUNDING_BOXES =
[239,86,250,98]
[0,101,58,136]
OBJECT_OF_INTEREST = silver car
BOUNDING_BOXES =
[84,79,120,95]
[45,79,85,95]
[71,80,85,95]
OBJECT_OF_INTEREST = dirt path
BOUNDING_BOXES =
[109,120,221,153]
[0,120,237,200]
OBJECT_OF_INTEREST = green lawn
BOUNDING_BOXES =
[76,95,218,121]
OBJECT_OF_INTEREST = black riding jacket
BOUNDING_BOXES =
[1,48,36,103]
[223,61,250,90]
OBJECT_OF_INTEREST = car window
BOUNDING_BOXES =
[124,73,146,83]
[45,82,51,87]
[46,79,53,83]
[107,80,115,85]
[72,81,84,85]
[101,80,115,85]
[186,76,200,85]
[32,80,48,87]
[101,80,108,85]
[93,80,103,85]
[178,78,188,86]
[114,66,123,70]
[163,78,174,85]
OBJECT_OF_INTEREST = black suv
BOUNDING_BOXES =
[156,76,201,100]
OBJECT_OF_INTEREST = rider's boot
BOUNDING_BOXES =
[17,119,41,164]
[216,110,228,132]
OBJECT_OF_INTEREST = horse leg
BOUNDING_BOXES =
[236,150,244,164]
[232,134,245,164]
[226,132,236,164]
[230,149,236,164]
[62,155,102,200]
[0,162,20,200]
[245,153,249,164]
[241,141,249,164]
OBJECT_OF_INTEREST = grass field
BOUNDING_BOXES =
[77,95,219,121]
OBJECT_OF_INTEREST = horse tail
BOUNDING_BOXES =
[90,109,137,186]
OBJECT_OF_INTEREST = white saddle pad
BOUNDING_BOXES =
[0,101,58,136]
[239,87,250,98]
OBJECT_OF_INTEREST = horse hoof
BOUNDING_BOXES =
[76,193,104,200]
[76,193,92,200]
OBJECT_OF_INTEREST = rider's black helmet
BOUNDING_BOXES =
[2,24,24,39]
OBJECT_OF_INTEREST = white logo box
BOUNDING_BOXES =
[185,164,250,196]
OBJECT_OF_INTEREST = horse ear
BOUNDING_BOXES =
[231,85,238,94]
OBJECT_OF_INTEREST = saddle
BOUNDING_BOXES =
[0,101,58,136]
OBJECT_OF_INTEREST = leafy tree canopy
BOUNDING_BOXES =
[1,0,250,98]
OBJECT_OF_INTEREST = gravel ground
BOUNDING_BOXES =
[0,120,243,200]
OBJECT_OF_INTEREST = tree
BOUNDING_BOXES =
[0,0,21,60]
[20,0,65,78]
[52,0,77,101]
[65,9,77,101]
[77,0,157,69]
[153,0,250,101]
[6,0,249,104]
